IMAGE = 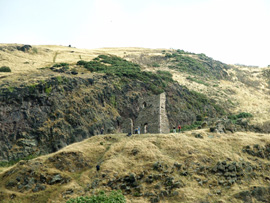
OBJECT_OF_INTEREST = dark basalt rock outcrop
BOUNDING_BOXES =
[17,45,32,52]
[102,162,185,202]
[234,186,270,203]
[0,74,224,162]
[208,118,264,134]
[242,144,270,160]
[46,151,90,172]
[3,160,70,193]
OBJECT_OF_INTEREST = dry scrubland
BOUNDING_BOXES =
[1,130,270,203]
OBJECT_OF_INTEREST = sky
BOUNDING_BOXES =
[0,0,269,67]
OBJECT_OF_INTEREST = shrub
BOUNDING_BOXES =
[166,51,229,80]
[0,66,11,72]
[53,63,69,68]
[181,121,202,131]
[228,112,253,120]
[76,55,174,94]
[176,49,186,54]
[77,60,88,66]
[66,190,126,203]
[165,53,172,58]
[152,62,160,67]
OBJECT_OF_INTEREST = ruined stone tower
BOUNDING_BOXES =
[133,92,170,134]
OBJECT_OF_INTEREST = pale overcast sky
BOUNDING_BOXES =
[0,0,269,67]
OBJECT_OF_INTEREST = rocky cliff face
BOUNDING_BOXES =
[0,72,224,162]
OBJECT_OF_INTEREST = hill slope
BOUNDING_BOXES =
[0,44,269,202]
[1,44,269,125]
[1,131,270,202]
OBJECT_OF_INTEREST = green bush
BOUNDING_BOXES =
[77,60,88,66]
[0,66,11,72]
[165,53,172,58]
[228,112,253,120]
[176,49,186,54]
[76,55,174,94]
[66,190,126,203]
[53,63,69,68]
[152,62,160,67]
[167,50,230,80]
[173,54,208,76]
[181,121,202,131]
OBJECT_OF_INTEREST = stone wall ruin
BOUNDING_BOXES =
[122,92,170,134]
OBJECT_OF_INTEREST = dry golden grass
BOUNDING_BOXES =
[0,44,161,76]
[2,44,268,125]
[1,130,270,203]
[172,67,270,124]
[0,44,269,203]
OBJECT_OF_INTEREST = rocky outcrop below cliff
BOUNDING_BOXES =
[1,132,270,203]
[0,70,225,162]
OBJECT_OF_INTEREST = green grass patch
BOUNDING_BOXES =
[228,112,253,120]
[186,76,209,86]
[56,76,63,83]
[28,83,37,93]
[45,84,52,95]
[182,121,202,131]
[66,190,126,203]
[152,62,160,67]
[0,154,38,167]
[7,86,14,93]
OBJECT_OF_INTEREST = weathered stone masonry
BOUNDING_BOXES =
[122,93,170,134]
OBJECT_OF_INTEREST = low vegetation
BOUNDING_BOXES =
[181,121,202,131]
[186,76,210,86]
[53,62,69,68]
[66,190,126,203]
[77,55,174,94]
[0,66,11,72]
[0,45,269,202]
[0,154,38,167]
[166,51,230,79]
[228,112,253,121]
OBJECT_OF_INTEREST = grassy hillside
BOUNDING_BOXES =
[1,44,269,125]
[1,131,270,202]
[0,44,269,202]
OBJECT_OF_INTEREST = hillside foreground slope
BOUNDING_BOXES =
[1,130,270,202]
